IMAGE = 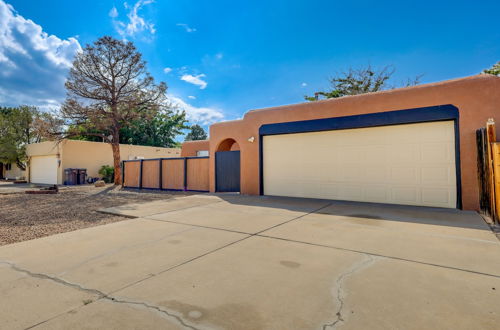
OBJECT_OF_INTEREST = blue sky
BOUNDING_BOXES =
[1,0,499,129]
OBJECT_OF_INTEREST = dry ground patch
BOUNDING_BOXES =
[0,185,193,245]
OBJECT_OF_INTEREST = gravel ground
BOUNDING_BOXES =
[0,185,195,246]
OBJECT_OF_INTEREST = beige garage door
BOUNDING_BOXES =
[263,121,457,208]
[30,155,58,184]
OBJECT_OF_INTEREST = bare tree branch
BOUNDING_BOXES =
[305,65,422,101]
[61,36,167,184]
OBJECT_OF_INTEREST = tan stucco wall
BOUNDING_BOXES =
[3,165,26,180]
[181,140,210,157]
[26,141,61,157]
[27,140,180,184]
[209,74,500,211]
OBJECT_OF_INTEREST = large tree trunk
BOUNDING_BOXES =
[16,158,26,171]
[111,141,121,185]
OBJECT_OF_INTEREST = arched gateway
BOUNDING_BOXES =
[215,139,241,192]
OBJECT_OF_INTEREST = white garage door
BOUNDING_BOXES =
[30,156,58,184]
[263,121,457,208]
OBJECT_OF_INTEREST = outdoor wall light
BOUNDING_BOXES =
[248,136,255,143]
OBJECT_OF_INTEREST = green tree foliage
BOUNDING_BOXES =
[184,124,208,141]
[120,109,188,147]
[71,109,188,147]
[0,106,60,170]
[305,65,421,101]
[67,121,105,142]
[483,62,500,76]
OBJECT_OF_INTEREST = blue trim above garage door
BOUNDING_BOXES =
[259,104,459,136]
[258,104,462,208]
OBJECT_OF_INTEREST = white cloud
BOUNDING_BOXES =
[0,0,81,109]
[215,53,223,60]
[188,95,196,99]
[168,96,223,125]
[176,23,196,33]
[301,82,307,87]
[112,0,155,38]
[163,67,172,74]
[180,74,207,89]
[108,6,118,18]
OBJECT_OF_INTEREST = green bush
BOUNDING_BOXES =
[98,165,114,183]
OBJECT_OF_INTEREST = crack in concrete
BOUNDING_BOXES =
[7,203,335,329]
[0,261,201,330]
[323,254,378,330]
[0,261,106,298]
[104,297,202,330]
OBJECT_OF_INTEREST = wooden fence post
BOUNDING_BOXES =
[121,161,125,186]
[139,159,143,189]
[492,143,500,224]
[477,128,490,216]
[183,158,188,191]
[159,159,163,190]
[486,119,496,220]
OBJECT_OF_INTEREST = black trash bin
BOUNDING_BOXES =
[64,168,78,185]
[77,169,87,185]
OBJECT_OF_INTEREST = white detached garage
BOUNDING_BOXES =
[30,156,59,184]
[260,107,460,209]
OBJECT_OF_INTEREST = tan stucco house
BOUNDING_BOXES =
[181,74,500,211]
[0,162,26,180]
[26,139,180,185]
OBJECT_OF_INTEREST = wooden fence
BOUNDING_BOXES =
[122,157,210,192]
[476,119,500,224]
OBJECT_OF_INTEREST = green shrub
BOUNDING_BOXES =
[98,165,114,183]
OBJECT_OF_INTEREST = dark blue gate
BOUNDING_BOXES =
[215,151,240,192]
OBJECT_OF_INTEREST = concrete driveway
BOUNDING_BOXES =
[1,195,499,329]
